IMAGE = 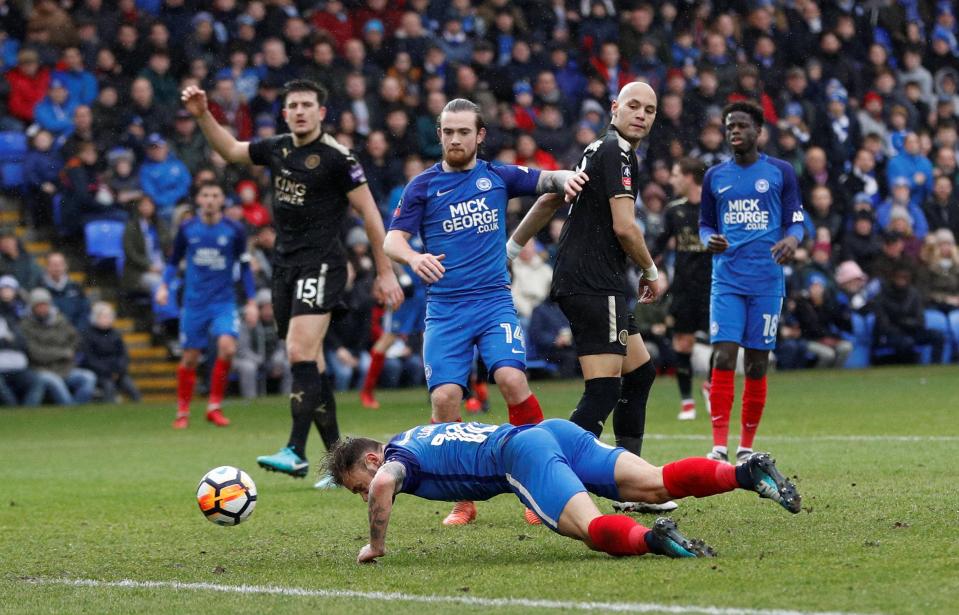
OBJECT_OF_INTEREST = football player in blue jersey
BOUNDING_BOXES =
[156,182,258,429]
[326,419,801,564]
[384,98,575,525]
[698,101,806,464]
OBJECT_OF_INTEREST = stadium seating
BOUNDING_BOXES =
[843,313,872,369]
[923,310,952,364]
[84,220,126,276]
[0,132,27,192]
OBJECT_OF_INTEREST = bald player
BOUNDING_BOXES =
[509,82,672,513]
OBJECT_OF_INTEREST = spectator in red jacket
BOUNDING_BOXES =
[235,180,270,229]
[5,49,50,124]
[208,76,253,140]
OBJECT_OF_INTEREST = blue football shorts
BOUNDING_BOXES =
[386,293,426,336]
[501,418,624,531]
[709,293,783,350]
[179,302,239,350]
[422,293,525,393]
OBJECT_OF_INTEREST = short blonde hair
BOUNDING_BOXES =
[90,301,115,325]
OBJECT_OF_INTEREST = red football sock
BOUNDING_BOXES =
[176,365,196,415]
[208,358,231,410]
[709,369,735,448]
[587,515,650,556]
[662,457,739,498]
[508,393,544,425]
[362,350,386,394]
[740,376,767,449]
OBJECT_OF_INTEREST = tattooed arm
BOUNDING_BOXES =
[357,461,407,564]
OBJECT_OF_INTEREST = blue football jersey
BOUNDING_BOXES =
[699,154,805,296]
[383,422,523,502]
[389,160,541,301]
[167,218,249,308]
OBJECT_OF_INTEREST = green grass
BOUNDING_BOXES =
[1,366,958,614]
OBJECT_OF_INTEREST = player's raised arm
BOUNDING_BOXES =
[357,461,406,564]
[181,85,253,165]
[348,185,404,308]
[384,229,446,284]
[610,195,662,303]
[508,192,565,260]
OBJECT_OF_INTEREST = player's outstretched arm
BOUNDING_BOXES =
[535,169,576,195]
[610,196,663,303]
[357,461,406,564]
[348,185,404,308]
[384,230,446,284]
[507,192,565,260]
[181,86,253,165]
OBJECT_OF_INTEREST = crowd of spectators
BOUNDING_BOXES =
[2,0,959,405]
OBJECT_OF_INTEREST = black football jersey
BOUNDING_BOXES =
[551,125,640,297]
[249,133,367,266]
[657,197,712,297]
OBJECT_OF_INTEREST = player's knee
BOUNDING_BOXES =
[217,338,237,360]
[493,368,529,403]
[430,386,462,417]
[672,334,693,353]
[712,344,738,370]
[181,351,200,369]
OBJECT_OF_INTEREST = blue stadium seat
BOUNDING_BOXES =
[1,162,24,190]
[84,219,126,275]
[0,132,26,162]
[844,312,872,369]
[923,309,951,364]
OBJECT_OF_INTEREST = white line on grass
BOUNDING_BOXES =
[641,434,959,443]
[25,577,878,615]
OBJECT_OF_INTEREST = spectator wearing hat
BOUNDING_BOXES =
[918,229,959,322]
[41,252,90,331]
[924,175,959,238]
[169,108,208,175]
[834,260,877,317]
[182,11,223,69]
[0,293,45,406]
[873,230,919,283]
[139,133,191,220]
[105,147,143,210]
[872,265,946,365]
[52,46,97,107]
[80,302,140,402]
[33,77,77,137]
[840,149,881,213]
[777,101,812,149]
[0,230,42,291]
[0,275,26,321]
[355,0,403,38]
[817,84,861,175]
[840,206,883,273]
[857,92,889,146]
[121,195,168,297]
[878,176,930,241]
[437,17,473,66]
[792,273,854,368]
[21,287,96,405]
[23,129,62,230]
[927,26,959,77]
[887,133,935,205]
[234,180,270,228]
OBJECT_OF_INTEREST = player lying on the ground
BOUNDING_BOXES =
[325,418,801,563]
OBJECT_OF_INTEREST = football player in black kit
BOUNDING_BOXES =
[181,80,404,486]
[657,157,712,421]
[508,81,677,513]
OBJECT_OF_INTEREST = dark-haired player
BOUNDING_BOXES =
[508,82,667,513]
[157,182,257,430]
[658,157,712,421]
[326,419,801,564]
[699,102,805,463]
[182,79,404,483]
[384,98,574,525]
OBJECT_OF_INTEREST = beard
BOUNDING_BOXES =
[443,145,476,168]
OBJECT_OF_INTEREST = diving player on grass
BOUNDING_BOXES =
[698,101,806,463]
[157,182,257,429]
[326,419,802,564]
[383,98,576,526]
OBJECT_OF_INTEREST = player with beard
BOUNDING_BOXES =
[158,182,257,430]
[657,158,712,421]
[384,98,575,526]
[699,101,805,464]
[508,82,671,514]
[181,80,404,484]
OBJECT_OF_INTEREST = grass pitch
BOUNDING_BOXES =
[1,365,957,614]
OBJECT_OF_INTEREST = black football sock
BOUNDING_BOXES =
[287,361,323,459]
[569,377,622,437]
[676,351,693,399]
[613,360,656,456]
[313,372,340,450]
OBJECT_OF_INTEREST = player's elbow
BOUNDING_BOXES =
[612,219,637,239]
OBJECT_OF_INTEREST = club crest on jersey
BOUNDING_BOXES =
[217,235,228,246]
[755,178,770,193]
[622,164,632,188]
[476,177,492,191]
[424,364,432,380]
[305,154,321,169]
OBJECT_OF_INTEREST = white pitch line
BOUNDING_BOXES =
[22,578,878,615]
[641,434,959,443]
